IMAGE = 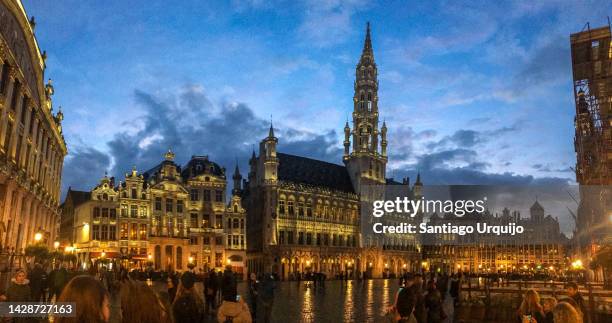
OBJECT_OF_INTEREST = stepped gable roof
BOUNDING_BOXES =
[277,153,354,193]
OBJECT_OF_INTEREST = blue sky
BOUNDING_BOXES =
[21,0,610,199]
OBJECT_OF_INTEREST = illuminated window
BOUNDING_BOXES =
[287,200,294,216]
[165,199,173,212]
[139,224,147,240]
[278,200,286,215]
[120,223,128,240]
[130,223,138,240]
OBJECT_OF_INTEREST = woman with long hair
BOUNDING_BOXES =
[553,302,583,323]
[55,275,110,323]
[517,289,544,323]
[172,272,204,323]
[120,280,172,323]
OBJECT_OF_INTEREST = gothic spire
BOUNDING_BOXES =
[360,22,374,64]
[268,119,275,138]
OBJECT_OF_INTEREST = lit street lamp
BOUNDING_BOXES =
[34,232,42,242]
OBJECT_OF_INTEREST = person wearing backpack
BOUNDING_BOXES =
[217,293,252,323]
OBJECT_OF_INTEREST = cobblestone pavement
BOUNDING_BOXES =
[110,279,454,323]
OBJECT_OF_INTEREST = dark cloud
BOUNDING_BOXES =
[426,124,520,151]
[61,146,111,193]
[62,85,344,195]
[511,36,571,95]
[61,84,570,202]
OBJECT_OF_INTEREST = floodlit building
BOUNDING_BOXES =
[0,0,67,257]
[243,23,422,279]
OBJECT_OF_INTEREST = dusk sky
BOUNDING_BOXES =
[21,0,610,205]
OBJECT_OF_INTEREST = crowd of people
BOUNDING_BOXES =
[0,262,282,323]
[0,261,598,323]
[385,271,590,323]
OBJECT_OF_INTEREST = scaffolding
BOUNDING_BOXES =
[570,22,612,186]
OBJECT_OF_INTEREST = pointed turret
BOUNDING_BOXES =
[344,120,351,158]
[361,22,374,62]
[268,120,275,138]
[232,163,242,195]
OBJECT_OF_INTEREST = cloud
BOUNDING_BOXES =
[61,84,345,195]
[61,146,111,193]
[297,0,368,47]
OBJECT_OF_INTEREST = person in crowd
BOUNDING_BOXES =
[248,273,259,322]
[386,285,417,323]
[542,297,557,323]
[222,265,238,302]
[172,271,205,323]
[565,282,587,322]
[259,273,276,323]
[7,269,31,303]
[424,280,445,323]
[408,274,426,323]
[204,270,218,315]
[558,297,584,320]
[517,289,545,323]
[120,280,172,323]
[552,302,583,323]
[217,286,252,323]
[49,264,69,301]
[449,274,460,306]
[55,275,110,323]
[167,275,178,304]
[28,263,45,302]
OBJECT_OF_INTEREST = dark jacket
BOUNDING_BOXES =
[424,289,444,323]
[7,278,31,302]
[221,270,237,301]
[172,292,204,323]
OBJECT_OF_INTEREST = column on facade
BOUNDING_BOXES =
[0,67,17,154]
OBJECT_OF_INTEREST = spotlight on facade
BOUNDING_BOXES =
[148,254,152,260]
[53,241,60,249]
[368,262,372,267]
[34,232,42,242]
[403,263,407,268]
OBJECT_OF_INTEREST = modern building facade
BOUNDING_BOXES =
[0,0,67,258]
[244,23,421,279]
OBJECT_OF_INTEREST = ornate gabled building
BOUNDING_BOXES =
[424,201,569,274]
[244,23,421,279]
[0,0,67,262]
[61,152,247,275]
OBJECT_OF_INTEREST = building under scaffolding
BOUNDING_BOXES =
[570,22,612,284]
